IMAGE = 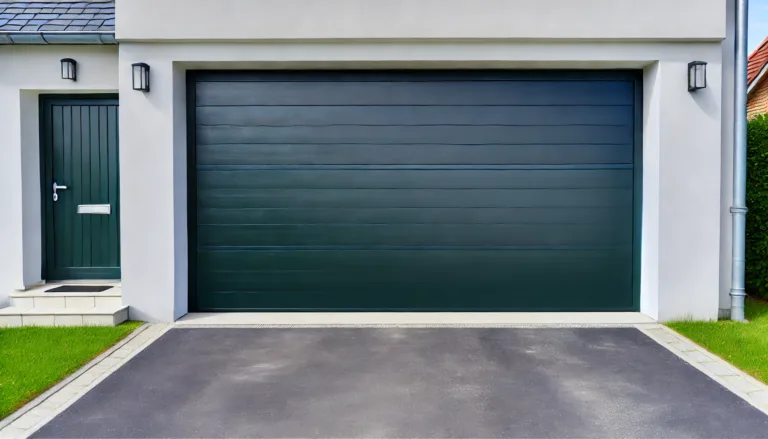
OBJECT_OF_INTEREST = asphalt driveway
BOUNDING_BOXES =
[32,327,768,438]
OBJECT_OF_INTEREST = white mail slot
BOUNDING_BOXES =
[77,204,111,215]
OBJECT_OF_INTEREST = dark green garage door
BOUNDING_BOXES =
[190,71,639,312]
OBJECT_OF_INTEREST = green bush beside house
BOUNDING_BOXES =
[747,115,768,299]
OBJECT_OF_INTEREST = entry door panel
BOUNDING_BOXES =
[42,97,120,280]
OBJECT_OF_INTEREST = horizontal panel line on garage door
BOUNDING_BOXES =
[197,104,634,108]
[197,145,633,166]
[198,223,625,227]
[199,245,631,251]
[194,78,633,83]
[197,124,629,128]
[198,206,630,225]
[198,193,632,209]
[198,247,631,261]
[199,224,630,246]
[196,82,633,106]
[198,188,632,207]
[197,170,632,189]
[196,125,632,145]
[193,71,636,81]
[196,105,633,126]
[196,164,633,170]
[200,270,631,285]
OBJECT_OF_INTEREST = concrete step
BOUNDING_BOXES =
[10,285,122,310]
[0,305,129,327]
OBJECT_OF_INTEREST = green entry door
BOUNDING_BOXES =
[42,96,120,280]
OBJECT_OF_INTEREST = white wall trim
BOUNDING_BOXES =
[115,41,723,322]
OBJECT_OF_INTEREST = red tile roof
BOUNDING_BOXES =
[749,36,768,87]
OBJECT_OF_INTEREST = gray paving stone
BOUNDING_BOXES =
[10,414,44,430]
[0,427,27,438]
[684,349,715,363]
[702,360,740,377]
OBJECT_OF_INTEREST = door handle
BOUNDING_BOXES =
[52,182,67,202]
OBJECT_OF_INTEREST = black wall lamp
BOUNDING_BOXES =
[132,62,150,92]
[60,58,76,81]
[688,61,707,92]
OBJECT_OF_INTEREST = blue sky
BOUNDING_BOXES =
[752,0,768,52]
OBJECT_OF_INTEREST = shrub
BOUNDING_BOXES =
[746,114,768,298]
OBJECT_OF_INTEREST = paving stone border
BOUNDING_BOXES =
[0,323,149,432]
[0,324,170,439]
[638,324,768,416]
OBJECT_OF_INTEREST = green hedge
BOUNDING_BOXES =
[747,115,768,298]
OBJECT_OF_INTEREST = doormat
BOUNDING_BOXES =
[45,285,113,293]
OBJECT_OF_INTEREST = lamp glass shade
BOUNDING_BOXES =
[688,61,707,91]
[132,63,150,92]
[60,58,76,81]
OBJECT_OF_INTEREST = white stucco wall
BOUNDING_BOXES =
[118,41,724,322]
[0,1,730,322]
[0,45,118,307]
[116,0,726,42]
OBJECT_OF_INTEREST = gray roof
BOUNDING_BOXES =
[0,1,114,32]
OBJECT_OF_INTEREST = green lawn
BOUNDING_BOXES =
[667,298,768,384]
[0,322,142,420]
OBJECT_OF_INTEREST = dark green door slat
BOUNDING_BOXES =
[81,106,91,267]
[107,106,120,268]
[43,97,120,280]
[190,71,640,312]
[89,106,100,266]
[52,106,65,270]
[99,106,110,265]
[72,106,83,267]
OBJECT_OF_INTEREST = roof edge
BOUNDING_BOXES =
[0,32,116,45]
[750,36,768,59]
[749,62,768,95]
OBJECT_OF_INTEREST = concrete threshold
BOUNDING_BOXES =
[175,312,656,327]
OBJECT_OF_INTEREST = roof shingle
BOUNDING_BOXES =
[0,0,112,32]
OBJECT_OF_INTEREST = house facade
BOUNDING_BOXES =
[0,0,739,323]
[748,37,768,118]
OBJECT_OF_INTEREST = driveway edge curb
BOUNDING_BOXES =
[0,323,149,433]
[636,324,768,417]
[0,323,171,439]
